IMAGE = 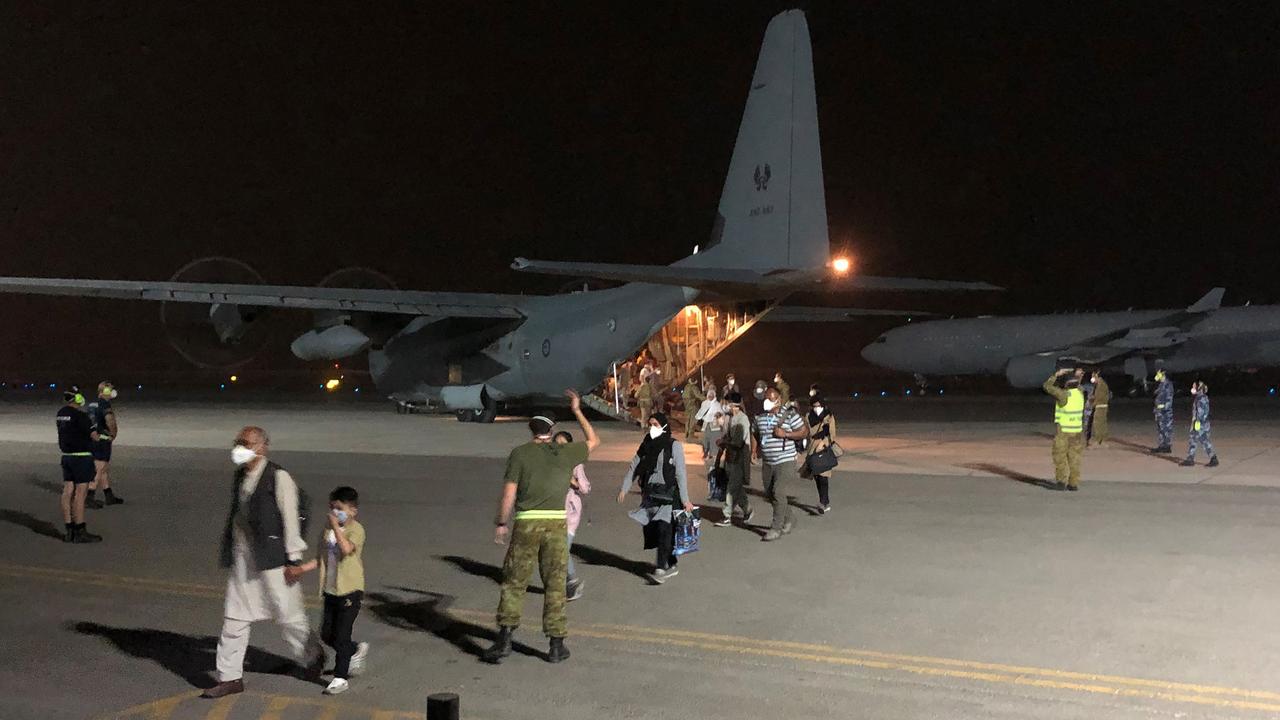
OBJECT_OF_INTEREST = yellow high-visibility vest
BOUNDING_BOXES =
[1054,388,1085,434]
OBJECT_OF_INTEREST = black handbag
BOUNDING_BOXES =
[707,466,728,502]
[805,446,839,475]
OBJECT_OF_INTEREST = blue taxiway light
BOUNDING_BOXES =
[880,391,887,397]
[1270,387,1277,396]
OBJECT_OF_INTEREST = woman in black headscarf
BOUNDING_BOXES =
[617,412,693,584]
[801,396,838,514]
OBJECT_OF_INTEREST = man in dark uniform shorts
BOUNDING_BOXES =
[86,381,124,508]
[56,388,103,543]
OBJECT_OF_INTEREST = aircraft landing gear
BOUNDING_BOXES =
[456,391,498,423]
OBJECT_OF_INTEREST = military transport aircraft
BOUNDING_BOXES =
[861,288,1280,389]
[0,10,995,421]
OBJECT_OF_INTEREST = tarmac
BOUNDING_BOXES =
[2,395,1280,719]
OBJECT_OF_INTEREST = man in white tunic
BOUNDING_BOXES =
[202,426,321,699]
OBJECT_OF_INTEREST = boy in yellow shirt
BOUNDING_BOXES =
[293,486,367,695]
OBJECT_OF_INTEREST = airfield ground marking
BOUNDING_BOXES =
[8,562,1280,715]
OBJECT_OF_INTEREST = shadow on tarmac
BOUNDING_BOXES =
[0,508,65,540]
[365,588,543,661]
[569,544,653,581]
[27,476,63,495]
[437,555,543,595]
[961,463,1059,490]
[1106,437,1186,464]
[72,622,300,688]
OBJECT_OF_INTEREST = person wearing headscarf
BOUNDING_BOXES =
[801,396,838,514]
[616,412,693,584]
[694,388,726,462]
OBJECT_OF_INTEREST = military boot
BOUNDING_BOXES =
[1180,458,1195,467]
[481,626,514,664]
[71,524,102,543]
[546,637,570,664]
[1207,455,1220,467]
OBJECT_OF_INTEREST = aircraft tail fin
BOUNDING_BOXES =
[681,9,828,273]
[1187,287,1225,313]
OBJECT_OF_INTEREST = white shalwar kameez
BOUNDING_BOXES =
[216,460,317,682]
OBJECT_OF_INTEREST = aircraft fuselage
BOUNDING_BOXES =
[862,306,1280,387]
[369,283,698,406]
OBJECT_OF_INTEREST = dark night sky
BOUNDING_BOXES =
[3,2,1279,383]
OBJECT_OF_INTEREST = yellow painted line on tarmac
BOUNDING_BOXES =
[449,605,1280,704]
[258,695,293,720]
[203,694,241,720]
[98,691,421,720]
[13,562,1280,715]
[140,692,186,720]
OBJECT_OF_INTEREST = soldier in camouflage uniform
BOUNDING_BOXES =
[1180,381,1219,467]
[483,390,598,665]
[681,378,705,440]
[1151,369,1175,454]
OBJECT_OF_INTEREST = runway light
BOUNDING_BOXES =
[1270,387,1277,396]
[938,389,945,395]
[219,384,225,390]
[325,378,341,391]
[832,256,852,274]
[906,389,912,396]
[853,392,860,398]
[230,375,238,383]
[49,383,56,389]
[354,387,361,393]
[136,385,142,390]
[880,390,887,397]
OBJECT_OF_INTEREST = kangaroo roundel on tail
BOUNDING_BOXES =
[687,9,829,273]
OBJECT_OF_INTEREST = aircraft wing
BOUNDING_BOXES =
[512,257,1001,294]
[762,306,935,321]
[0,277,529,318]
[1050,288,1226,363]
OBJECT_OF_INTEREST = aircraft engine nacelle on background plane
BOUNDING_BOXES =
[1004,354,1061,388]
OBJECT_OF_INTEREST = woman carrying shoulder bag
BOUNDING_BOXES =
[802,396,839,515]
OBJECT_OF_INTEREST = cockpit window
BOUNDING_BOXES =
[874,336,888,344]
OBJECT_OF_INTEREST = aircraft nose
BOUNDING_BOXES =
[861,337,887,365]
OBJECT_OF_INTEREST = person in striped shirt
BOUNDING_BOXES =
[754,387,808,541]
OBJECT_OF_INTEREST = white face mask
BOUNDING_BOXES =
[648,426,664,440]
[812,406,824,416]
[231,445,257,466]
[762,399,777,412]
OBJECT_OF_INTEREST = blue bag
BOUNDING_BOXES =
[673,508,701,556]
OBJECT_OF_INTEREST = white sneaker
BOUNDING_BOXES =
[324,678,350,695]
[649,567,679,584]
[349,642,370,676]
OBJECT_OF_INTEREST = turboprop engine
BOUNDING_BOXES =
[160,257,272,369]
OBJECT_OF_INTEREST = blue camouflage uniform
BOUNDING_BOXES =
[1153,377,1174,448]
[1186,393,1215,461]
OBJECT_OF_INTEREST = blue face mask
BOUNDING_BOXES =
[332,509,349,523]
